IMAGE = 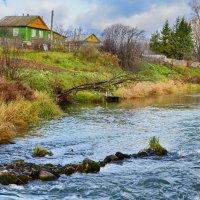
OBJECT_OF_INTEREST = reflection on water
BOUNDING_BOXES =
[118,94,200,109]
[0,94,200,200]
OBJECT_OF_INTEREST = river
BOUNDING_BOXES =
[0,94,200,200]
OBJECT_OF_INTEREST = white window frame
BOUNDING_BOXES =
[39,30,43,38]
[13,28,19,37]
[31,29,36,38]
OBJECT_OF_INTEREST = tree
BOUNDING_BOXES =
[189,0,200,61]
[149,31,161,54]
[174,18,194,59]
[102,24,145,71]
[150,17,194,60]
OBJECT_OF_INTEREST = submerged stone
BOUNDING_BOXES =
[104,155,119,163]
[16,173,32,184]
[137,151,148,157]
[115,152,130,159]
[38,171,57,181]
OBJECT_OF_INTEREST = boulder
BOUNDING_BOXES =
[82,159,100,173]
[0,171,18,185]
[63,166,76,175]
[38,171,57,181]
[16,173,32,184]
[115,152,130,159]
[137,151,148,157]
[104,154,119,163]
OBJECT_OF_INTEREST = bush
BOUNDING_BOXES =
[0,77,35,101]
[79,44,99,61]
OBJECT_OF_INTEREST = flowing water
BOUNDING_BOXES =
[0,94,200,200]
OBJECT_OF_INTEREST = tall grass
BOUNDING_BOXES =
[0,92,61,141]
[117,80,189,99]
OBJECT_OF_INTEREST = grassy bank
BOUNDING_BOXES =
[0,78,61,141]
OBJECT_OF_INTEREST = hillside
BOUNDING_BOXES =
[0,48,200,141]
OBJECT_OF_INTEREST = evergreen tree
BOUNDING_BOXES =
[160,20,172,57]
[149,31,160,54]
[149,17,194,59]
[174,18,194,59]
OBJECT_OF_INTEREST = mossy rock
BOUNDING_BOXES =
[83,160,100,173]
[76,164,84,173]
[104,154,119,163]
[63,166,76,175]
[16,173,32,184]
[0,172,18,185]
[149,137,168,156]
[115,152,130,159]
[33,146,53,157]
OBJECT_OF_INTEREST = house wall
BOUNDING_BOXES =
[25,27,50,42]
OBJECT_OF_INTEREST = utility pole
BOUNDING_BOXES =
[50,10,54,46]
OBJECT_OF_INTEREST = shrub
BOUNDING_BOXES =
[149,136,167,156]
[79,44,100,61]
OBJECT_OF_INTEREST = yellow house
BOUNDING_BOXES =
[66,34,102,47]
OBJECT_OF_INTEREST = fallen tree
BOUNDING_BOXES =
[51,74,145,104]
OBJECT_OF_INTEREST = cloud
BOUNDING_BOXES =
[0,0,190,36]
[74,1,190,36]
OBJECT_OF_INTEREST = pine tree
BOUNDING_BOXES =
[160,20,172,57]
[174,18,194,59]
[149,31,160,54]
[149,17,194,59]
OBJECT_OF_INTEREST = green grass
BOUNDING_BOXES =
[7,49,200,101]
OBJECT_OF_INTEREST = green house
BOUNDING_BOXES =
[0,15,51,43]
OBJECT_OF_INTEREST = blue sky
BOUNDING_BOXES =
[0,0,191,36]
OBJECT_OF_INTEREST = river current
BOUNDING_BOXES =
[0,94,200,200]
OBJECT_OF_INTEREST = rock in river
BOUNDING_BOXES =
[38,171,57,181]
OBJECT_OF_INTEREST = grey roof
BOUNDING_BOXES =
[0,16,41,27]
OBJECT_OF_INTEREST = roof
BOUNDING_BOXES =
[66,34,101,43]
[0,16,39,27]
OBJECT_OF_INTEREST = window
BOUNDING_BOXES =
[32,29,36,37]
[13,28,19,37]
[39,30,43,38]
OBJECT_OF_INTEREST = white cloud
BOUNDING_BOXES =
[0,0,190,35]
[74,2,190,35]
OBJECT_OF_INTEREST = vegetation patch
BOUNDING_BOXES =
[34,146,53,157]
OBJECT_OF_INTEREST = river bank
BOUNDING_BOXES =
[0,50,200,141]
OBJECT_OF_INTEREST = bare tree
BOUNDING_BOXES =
[102,24,145,71]
[189,0,200,61]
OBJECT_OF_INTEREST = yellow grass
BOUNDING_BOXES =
[0,92,61,141]
[117,80,189,99]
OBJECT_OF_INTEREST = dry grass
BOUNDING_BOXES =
[0,91,61,141]
[0,77,35,101]
[117,80,189,99]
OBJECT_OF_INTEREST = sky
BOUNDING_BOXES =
[0,0,191,37]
